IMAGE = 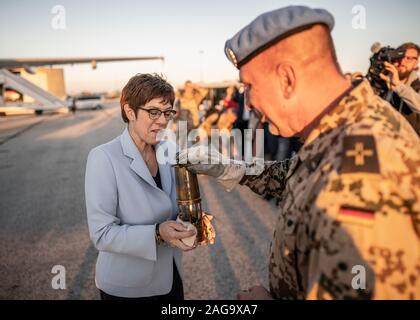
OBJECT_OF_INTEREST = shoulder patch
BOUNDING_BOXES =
[341,135,380,174]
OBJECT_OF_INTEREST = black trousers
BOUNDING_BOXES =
[99,260,184,300]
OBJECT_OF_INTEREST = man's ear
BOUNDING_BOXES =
[123,104,136,121]
[275,63,296,99]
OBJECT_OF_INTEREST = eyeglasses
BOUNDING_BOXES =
[242,83,263,120]
[403,55,418,62]
[138,106,177,120]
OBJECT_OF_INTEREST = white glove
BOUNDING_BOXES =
[177,145,264,192]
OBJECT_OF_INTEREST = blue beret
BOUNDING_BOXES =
[224,6,335,68]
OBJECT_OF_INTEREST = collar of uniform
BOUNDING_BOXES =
[298,79,375,162]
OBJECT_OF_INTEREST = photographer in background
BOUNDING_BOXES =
[380,42,420,135]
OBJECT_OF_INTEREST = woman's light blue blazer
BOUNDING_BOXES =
[85,128,181,298]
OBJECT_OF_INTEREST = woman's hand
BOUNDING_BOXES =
[159,221,197,251]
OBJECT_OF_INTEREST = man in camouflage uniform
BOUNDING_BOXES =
[178,6,420,299]
[239,79,420,299]
[176,80,208,129]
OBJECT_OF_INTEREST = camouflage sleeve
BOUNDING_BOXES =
[239,158,293,199]
[306,133,420,300]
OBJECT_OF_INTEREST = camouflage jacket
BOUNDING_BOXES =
[241,80,420,299]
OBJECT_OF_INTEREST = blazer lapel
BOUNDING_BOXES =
[120,128,157,188]
[157,159,172,196]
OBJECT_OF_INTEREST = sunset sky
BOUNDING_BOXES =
[1,0,419,94]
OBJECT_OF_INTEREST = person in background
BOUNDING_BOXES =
[222,86,239,110]
[178,80,209,129]
[380,42,420,135]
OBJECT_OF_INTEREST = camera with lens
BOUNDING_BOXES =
[366,43,406,99]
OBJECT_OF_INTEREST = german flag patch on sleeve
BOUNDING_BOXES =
[337,205,375,227]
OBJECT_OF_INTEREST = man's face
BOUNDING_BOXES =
[240,61,297,137]
[397,48,419,79]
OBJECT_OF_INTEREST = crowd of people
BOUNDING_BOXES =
[171,80,303,164]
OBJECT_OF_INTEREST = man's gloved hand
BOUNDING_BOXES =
[177,144,264,192]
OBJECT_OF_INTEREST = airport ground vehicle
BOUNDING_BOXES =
[67,95,105,110]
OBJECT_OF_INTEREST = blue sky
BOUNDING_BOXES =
[1,0,419,94]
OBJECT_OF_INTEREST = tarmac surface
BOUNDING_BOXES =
[0,103,279,299]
